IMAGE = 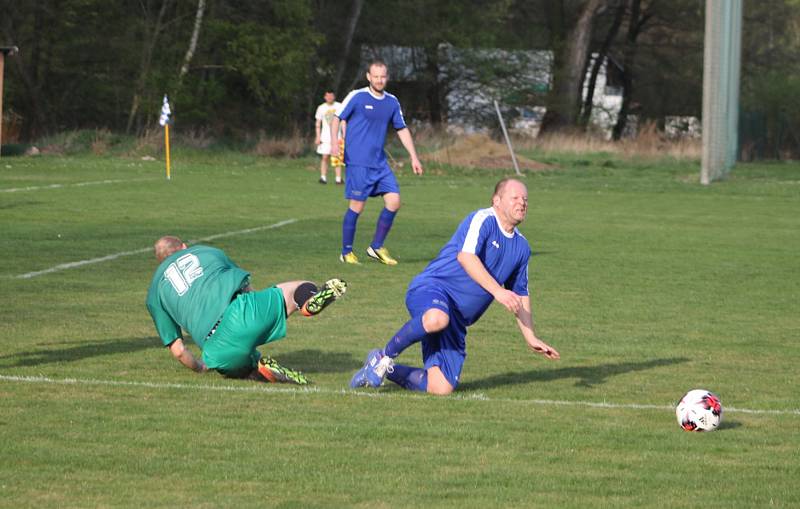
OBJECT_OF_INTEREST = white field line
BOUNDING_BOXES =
[12,218,297,279]
[0,178,155,193]
[1,374,798,417]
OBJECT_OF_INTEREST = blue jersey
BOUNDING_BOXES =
[335,87,407,168]
[409,207,531,326]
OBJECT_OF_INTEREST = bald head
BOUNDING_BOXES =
[154,236,187,262]
[493,177,526,200]
[491,178,528,232]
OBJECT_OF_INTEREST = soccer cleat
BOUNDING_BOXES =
[339,251,360,264]
[349,366,370,388]
[257,356,309,385]
[301,278,348,316]
[366,246,398,266]
[349,349,394,388]
[318,177,327,184]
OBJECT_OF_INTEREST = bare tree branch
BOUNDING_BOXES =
[332,0,364,94]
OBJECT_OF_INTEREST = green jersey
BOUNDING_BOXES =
[146,245,250,349]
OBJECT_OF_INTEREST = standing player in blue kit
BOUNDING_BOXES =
[329,59,423,266]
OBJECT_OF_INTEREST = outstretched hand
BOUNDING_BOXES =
[526,337,560,360]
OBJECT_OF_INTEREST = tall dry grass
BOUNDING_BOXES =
[252,130,306,157]
[518,121,701,161]
[113,121,700,161]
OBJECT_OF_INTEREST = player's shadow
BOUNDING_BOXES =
[0,200,45,210]
[268,349,359,374]
[0,337,156,368]
[460,357,689,390]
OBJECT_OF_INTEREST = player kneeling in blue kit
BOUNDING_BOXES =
[146,236,347,384]
[350,178,559,395]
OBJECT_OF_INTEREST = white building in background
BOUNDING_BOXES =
[359,45,624,138]
[664,116,702,138]
[581,54,624,139]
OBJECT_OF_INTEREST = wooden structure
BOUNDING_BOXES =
[0,46,19,158]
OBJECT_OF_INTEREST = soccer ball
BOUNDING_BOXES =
[675,389,723,432]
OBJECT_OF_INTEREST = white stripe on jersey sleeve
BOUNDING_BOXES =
[461,208,493,254]
[385,92,406,126]
[335,88,366,116]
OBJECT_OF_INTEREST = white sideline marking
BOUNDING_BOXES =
[1,374,798,417]
[0,178,155,193]
[12,219,297,279]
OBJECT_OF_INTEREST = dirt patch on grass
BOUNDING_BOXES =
[423,134,556,171]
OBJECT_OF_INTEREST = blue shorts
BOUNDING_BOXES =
[344,164,399,201]
[405,284,467,389]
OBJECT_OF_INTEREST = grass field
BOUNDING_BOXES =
[1,150,798,508]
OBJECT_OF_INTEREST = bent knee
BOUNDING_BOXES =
[426,367,455,395]
[422,308,449,332]
[384,194,401,211]
[428,384,454,396]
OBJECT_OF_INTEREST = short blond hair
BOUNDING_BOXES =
[154,236,185,262]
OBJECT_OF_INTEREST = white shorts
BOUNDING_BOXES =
[316,142,332,156]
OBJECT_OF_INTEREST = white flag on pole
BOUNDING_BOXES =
[159,95,171,126]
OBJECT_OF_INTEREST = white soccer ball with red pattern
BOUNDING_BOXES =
[676,389,723,432]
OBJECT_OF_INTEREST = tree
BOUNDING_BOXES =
[580,0,626,128]
[331,0,364,95]
[350,0,514,125]
[610,0,656,139]
[541,0,608,133]
[605,1,703,138]
[740,0,800,158]
[178,0,206,83]
[126,0,172,134]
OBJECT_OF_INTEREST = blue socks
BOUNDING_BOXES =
[342,208,360,255]
[382,316,429,392]
[386,364,428,392]
[370,208,397,250]
[383,315,426,358]
[344,207,396,255]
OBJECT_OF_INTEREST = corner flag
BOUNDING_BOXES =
[159,95,171,126]
[160,95,172,180]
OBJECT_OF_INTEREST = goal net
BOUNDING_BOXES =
[701,0,743,184]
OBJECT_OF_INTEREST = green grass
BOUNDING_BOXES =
[0,152,798,508]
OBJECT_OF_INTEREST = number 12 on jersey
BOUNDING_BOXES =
[164,253,204,295]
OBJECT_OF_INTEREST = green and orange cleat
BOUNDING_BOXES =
[257,356,310,385]
[301,278,347,316]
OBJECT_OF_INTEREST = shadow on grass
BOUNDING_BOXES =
[0,337,157,368]
[0,200,45,210]
[717,419,742,431]
[267,349,360,374]
[460,357,689,390]
[0,339,360,374]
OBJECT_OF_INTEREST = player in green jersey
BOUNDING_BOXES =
[146,236,347,384]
